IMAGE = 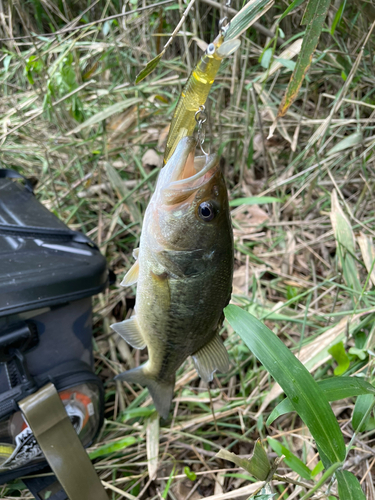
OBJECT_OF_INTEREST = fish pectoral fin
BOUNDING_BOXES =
[120,260,139,286]
[192,334,230,383]
[115,365,175,419]
[110,316,146,349]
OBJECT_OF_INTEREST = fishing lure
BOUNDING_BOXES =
[163,33,241,164]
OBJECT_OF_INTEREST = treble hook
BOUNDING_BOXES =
[195,105,208,156]
[219,0,231,35]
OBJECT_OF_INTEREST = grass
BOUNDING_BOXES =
[0,0,375,498]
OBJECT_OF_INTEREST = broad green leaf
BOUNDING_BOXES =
[330,0,347,35]
[267,437,312,480]
[225,0,274,41]
[229,196,281,207]
[267,377,375,425]
[327,132,363,155]
[328,341,350,376]
[278,0,331,117]
[216,440,270,481]
[352,394,375,432]
[88,436,137,459]
[225,305,346,467]
[336,470,366,500]
[67,98,142,135]
[135,51,164,84]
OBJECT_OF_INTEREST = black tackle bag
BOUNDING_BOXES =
[0,170,109,500]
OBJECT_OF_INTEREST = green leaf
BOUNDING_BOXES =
[229,196,281,207]
[275,58,296,71]
[278,0,306,23]
[267,438,312,480]
[327,132,363,155]
[278,0,331,117]
[216,440,270,481]
[184,466,197,481]
[311,461,324,477]
[336,470,366,500]
[352,394,375,432]
[266,398,294,426]
[267,377,375,426]
[328,341,350,376]
[67,97,142,135]
[135,51,165,84]
[88,436,137,459]
[225,0,274,41]
[330,0,347,35]
[261,48,273,69]
[162,464,176,499]
[225,305,346,467]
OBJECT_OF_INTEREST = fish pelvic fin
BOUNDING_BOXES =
[110,316,146,349]
[121,260,139,287]
[115,365,175,419]
[192,333,230,383]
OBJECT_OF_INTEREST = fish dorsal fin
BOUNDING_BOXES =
[110,316,146,349]
[121,260,139,287]
[192,334,230,383]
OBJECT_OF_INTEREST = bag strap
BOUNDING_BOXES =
[19,383,109,500]
[0,168,34,193]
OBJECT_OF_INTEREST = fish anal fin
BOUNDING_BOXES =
[121,260,139,287]
[110,316,146,349]
[192,334,230,383]
[115,365,175,419]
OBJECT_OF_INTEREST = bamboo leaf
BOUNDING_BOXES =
[135,51,165,84]
[336,470,366,500]
[267,437,312,480]
[225,305,346,467]
[67,98,142,135]
[267,377,375,426]
[278,0,331,117]
[278,0,306,23]
[225,0,274,41]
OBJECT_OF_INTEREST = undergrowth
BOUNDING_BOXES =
[0,0,374,498]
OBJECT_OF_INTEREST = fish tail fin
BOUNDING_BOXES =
[115,365,175,419]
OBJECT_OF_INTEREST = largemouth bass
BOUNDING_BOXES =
[112,137,233,418]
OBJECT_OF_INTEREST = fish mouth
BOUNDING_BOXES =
[161,137,219,205]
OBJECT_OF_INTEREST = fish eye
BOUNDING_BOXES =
[207,43,215,55]
[198,201,216,222]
